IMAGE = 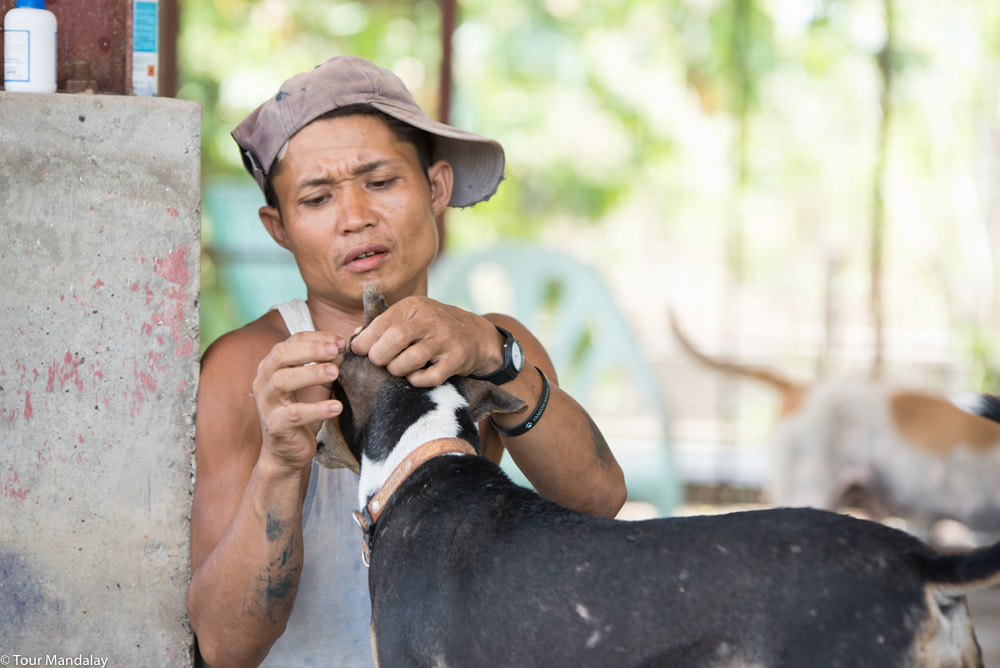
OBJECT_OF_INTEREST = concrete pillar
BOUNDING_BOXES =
[0,92,199,666]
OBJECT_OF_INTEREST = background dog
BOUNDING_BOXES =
[670,313,1000,543]
[315,285,1000,668]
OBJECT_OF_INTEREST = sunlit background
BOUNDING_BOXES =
[178,0,1000,508]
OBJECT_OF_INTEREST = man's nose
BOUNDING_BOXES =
[337,186,376,233]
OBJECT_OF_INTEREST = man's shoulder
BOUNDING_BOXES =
[482,312,524,332]
[481,312,558,384]
[482,312,535,346]
[202,310,288,370]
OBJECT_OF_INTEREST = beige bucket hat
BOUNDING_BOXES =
[232,55,505,208]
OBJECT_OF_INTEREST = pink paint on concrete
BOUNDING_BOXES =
[147,350,165,372]
[154,246,190,288]
[44,352,86,393]
[90,360,104,385]
[63,351,85,392]
[148,245,195,357]
[3,469,30,502]
[139,372,157,392]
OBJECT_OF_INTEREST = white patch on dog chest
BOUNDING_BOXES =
[358,384,468,509]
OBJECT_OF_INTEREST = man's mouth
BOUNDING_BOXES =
[344,244,390,271]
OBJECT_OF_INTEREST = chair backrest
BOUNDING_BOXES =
[430,244,680,515]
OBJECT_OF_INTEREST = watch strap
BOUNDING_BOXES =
[469,325,522,385]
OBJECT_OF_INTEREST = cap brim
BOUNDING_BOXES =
[372,102,505,208]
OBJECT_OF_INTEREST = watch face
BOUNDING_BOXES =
[511,340,524,372]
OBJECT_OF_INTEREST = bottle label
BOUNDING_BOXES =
[132,0,158,96]
[3,30,30,83]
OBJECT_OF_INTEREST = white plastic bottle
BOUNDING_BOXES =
[4,0,58,93]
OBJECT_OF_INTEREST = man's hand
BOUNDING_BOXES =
[350,296,503,387]
[251,331,346,472]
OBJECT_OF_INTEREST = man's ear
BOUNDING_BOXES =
[427,159,454,216]
[259,205,292,250]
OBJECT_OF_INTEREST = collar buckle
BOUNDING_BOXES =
[352,508,373,567]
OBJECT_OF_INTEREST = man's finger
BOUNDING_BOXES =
[384,342,436,379]
[349,312,389,356]
[267,363,340,396]
[350,297,420,356]
[259,336,343,378]
[364,320,423,367]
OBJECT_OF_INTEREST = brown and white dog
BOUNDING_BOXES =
[670,314,1000,542]
[313,286,1000,668]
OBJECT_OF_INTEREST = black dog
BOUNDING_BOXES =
[317,284,1000,668]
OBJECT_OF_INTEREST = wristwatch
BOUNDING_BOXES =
[470,325,524,385]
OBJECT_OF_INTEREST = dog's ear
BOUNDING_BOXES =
[362,283,389,328]
[464,378,528,423]
[315,417,361,475]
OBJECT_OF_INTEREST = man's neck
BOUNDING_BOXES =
[304,295,364,336]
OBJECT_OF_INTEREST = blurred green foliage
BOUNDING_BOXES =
[181,0,1000,389]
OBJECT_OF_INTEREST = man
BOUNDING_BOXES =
[186,55,627,667]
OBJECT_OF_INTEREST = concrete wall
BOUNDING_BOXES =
[0,92,199,666]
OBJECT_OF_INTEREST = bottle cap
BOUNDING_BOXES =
[16,0,46,8]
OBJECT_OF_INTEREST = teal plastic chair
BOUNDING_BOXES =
[430,244,680,516]
[202,178,306,325]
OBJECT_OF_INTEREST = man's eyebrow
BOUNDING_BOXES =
[295,160,395,190]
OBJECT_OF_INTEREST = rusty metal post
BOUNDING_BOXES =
[157,0,177,97]
[435,0,456,254]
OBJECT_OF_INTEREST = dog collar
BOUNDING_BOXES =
[352,437,476,566]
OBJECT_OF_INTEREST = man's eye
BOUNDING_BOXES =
[304,194,329,206]
[369,178,396,189]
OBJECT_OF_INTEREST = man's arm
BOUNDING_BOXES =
[478,313,626,517]
[186,324,344,667]
[350,298,627,517]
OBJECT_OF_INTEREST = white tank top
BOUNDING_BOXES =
[260,299,375,668]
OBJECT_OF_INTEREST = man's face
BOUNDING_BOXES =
[263,114,450,312]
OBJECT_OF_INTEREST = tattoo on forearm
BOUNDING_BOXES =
[584,413,613,467]
[265,512,286,542]
[255,513,301,625]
